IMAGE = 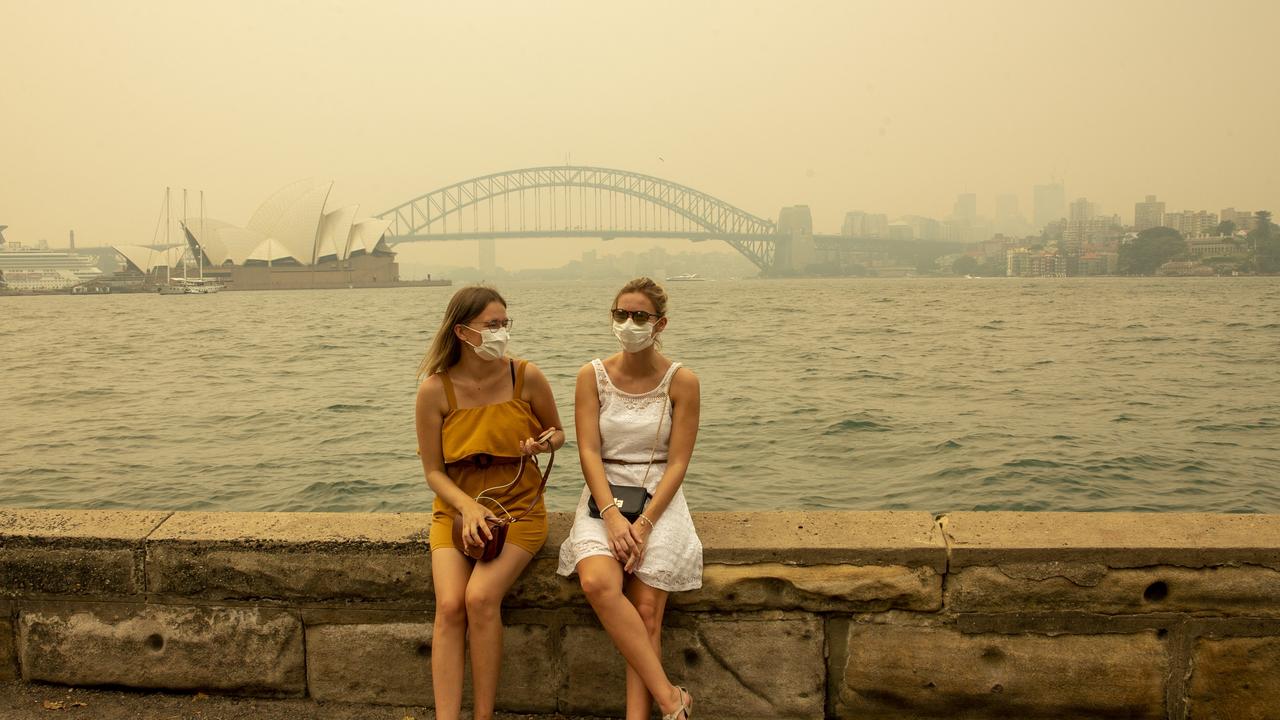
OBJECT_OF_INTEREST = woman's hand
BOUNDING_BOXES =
[604,509,638,566]
[624,519,653,573]
[519,427,558,456]
[459,500,499,549]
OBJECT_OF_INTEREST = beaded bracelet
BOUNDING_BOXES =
[599,503,621,518]
[637,514,654,529]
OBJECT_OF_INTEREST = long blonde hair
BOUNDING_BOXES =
[418,285,507,380]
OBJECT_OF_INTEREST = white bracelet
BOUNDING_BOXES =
[637,514,654,529]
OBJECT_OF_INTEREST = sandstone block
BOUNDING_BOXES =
[0,616,16,681]
[560,624,627,715]
[1188,636,1280,720]
[305,620,556,712]
[832,624,1167,719]
[562,615,823,719]
[18,603,304,695]
[0,509,169,597]
[146,511,432,602]
[306,622,433,705]
[673,562,940,612]
[696,511,946,569]
[944,512,1280,569]
[507,556,585,608]
[947,564,1280,616]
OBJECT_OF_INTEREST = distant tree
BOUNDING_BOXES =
[977,258,1007,277]
[1250,210,1279,272]
[952,256,979,276]
[914,254,942,275]
[1214,220,1237,236]
[1117,227,1187,275]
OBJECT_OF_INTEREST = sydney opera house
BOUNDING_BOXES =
[114,180,407,291]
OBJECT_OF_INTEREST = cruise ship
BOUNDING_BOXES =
[0,226,104,291]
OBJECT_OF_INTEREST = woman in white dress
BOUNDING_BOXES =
[558,277,701,720]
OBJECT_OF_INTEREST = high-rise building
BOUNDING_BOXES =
[841,211,889,238]
[1033,181,1066,229]
[1063,214,1122,254]
[1134,195,1165,231]
[901,215,943,241]
[1068,197,1097,222]
[1163,210,1219,237]
[952,193,977,223]
[994,194,1024,235]
[1220,208,1257,233]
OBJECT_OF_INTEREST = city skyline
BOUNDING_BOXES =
[2,1,1277,270]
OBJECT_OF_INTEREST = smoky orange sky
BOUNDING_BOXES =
[2,0,1277,270]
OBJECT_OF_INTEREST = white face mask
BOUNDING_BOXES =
[463,326,509,361]
[612,319,656,353]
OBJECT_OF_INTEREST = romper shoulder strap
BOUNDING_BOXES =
[513,359,529,399]
[438,372,458,411]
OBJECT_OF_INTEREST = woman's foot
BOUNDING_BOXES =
[660,685,693,720]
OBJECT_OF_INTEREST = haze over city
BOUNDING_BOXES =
[2,0,1277,270]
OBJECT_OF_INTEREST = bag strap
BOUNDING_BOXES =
[506,447,554,524]
[638,394,668,489]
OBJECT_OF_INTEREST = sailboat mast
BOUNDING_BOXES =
[182,189,188,280]
[164,187,171,283]
[199,190,205,280]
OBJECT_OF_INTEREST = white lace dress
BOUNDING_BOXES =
[557,359,703,592]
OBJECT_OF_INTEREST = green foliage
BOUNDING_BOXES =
[977,259,1007,277]
[1214,220,1237,236]
[1118,227,1187,275]
[951,256,979,276]
[1251,210,1279,272]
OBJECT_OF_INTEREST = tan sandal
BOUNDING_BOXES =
[661,686,693,720]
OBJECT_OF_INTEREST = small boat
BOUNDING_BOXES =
[664,273,707,282]
[158,277,223,294]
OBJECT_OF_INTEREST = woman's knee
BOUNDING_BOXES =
[435,594,467,626]
[578,569,621,602]
[632,597,663,634]
[464,584,504,619]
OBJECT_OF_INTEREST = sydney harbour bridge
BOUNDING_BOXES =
[374,166,956,275]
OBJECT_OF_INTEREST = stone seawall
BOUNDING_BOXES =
[2,508,1278,719]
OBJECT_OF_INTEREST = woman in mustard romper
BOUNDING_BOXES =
[415,285,564,720]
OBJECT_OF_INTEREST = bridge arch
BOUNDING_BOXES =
[375,166,779,270]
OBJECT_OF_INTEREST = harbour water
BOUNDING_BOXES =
[1,277,1277,514]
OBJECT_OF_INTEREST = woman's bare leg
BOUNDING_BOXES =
[465,543,535,720]
[430,548,473,720]
[623,575,669,720]
[577,556,688,716]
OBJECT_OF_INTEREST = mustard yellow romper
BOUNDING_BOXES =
[428,359,549,555]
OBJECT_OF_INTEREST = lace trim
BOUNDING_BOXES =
[592,359,681,412]
[557,540,703,591]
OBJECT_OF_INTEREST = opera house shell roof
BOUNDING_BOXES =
[117,180,392,270]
